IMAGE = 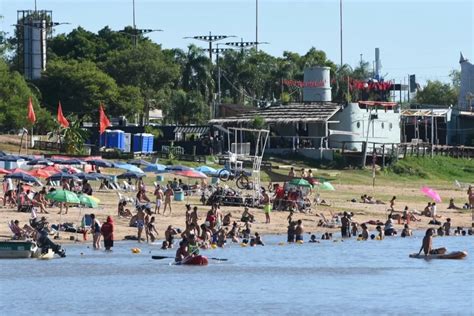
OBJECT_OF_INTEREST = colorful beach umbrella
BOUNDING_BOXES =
[289,178,312,187]
[27,159,53,166]
[127,159,151,167]
[5,172,41,184]
[173,170,208,179]
[77,194,99,208]
[114,162,144,174]
[117,171,146,179]
[165,165,193,172]
[85,159,114,168]
[46,189,80,204]
[75,172,101,181]
[143,163,167,173]
[421,186,441,203]
[195,165,217,175]
[0,168,11,175]
[29,168,54,179]
[47,172,79,182]
[318,181,335,191]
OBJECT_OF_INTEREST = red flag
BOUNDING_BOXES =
[27,97,36,124]
[99,103,111,134]
[57,101,69,128]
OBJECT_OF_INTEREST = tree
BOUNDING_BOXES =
[0,59,53,133]
[162,90,209,124]
[37,59,119,119]
[414,80,458,105]
[61,116,90,155]
[173,44,214,101]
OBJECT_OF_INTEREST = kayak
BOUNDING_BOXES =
[181,255,209,266]
[409,251,468,260]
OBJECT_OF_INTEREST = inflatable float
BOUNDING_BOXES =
[180,255,209,266]
[409,251,467,260]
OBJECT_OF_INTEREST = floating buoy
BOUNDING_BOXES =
[297,240,304,244]
[211,243,217,249]
[357,237,362,241]
[131,248,141,254]
[376,236,381,240]
[240,243,248,247]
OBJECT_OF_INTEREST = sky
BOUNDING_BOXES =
[1,0,473,86]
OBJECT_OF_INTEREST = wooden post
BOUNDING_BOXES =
[382,144,386,169]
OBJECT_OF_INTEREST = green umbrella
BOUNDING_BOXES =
[319,181,335,191]
[46,190,80,204]
[289,178,312,187]
[77,194,99,208]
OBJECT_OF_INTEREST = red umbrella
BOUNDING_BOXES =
[173,170,208,179]
[0,168,11,175]
[29,168,54,179]
[9,168,31,174]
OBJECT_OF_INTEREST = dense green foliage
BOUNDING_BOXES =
[0,20,461,133]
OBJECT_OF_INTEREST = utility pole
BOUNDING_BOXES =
[120,0,162,48]
[224,38,268,53]
[256,0,259,51]
[340,0,343,67]
[185,33,236,61]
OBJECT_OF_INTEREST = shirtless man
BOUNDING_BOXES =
[360,223,369,240]
[442,218,451,236]
[175,240,190,263]
[153,185,163,214]
[136,207,146,243]
[163,184,173,215]
[295,219,304,242]
[165,225,178,248]
[190,206,200,236]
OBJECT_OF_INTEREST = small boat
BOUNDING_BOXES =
[181,255,209,266]
[0,240,38,259]
[409,251,468,260]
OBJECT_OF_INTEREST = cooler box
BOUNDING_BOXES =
[174,190,184,201]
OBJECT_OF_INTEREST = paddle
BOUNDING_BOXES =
[151,255,228,261]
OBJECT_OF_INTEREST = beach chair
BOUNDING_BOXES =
[17,193,33,213]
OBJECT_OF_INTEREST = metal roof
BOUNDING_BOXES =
[209,103,341,125]
[173,126,209,134]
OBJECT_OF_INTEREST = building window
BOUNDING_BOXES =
[389,123,393,130]
[381,122,385,129]
[356,122,361,128]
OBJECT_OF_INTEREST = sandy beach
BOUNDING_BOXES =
[1,179,472,243]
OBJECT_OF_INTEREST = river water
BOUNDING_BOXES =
[1,232,473,315]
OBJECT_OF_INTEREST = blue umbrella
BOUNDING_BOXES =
[27,159,53,166]
[47,172,80,181]
[144,163,167,173]
[86,172,113,180]
[63,158,85,165]
[127,159,151,166]
[195,165,217,175]
[85,159,114,168]
[117,171,146,179]
[5,172,41,184]
[165,165,192,172]
[0,155,22,162]
[114,162,144,174]
[75,173,101,181]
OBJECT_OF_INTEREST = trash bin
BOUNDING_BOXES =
[156,175,164,182]
[174,190,184,201]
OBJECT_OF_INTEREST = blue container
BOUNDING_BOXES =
[156,175,164,182]
[133,133,149,153]
[147,134,154,152]
[174,190,184,201]
[107,130,125,151]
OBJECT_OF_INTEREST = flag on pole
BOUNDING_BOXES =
[99,103,111,134]
[57,101,69,128]
[27,97,36,124]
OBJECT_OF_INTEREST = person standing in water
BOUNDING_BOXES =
[262,189,271,224]
[90,213,101,249]
[295,220,304,242]
[100,216,114,251]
